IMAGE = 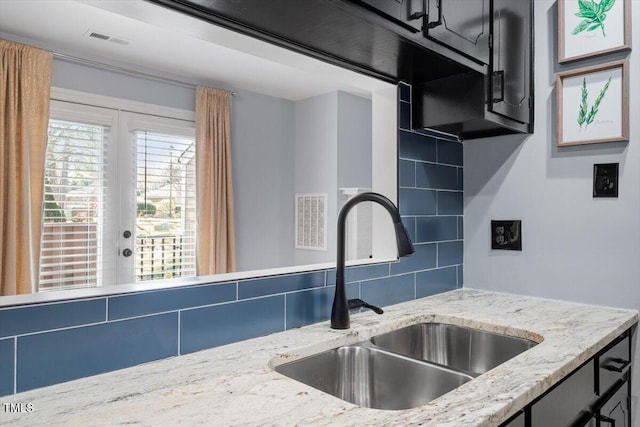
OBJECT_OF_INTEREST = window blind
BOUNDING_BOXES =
[39,119,110,290]
[134,131,196,281]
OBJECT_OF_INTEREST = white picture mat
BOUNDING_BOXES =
[561,67,623,144]
[562,0,626,60]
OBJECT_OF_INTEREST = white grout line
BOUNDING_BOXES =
[283,295,287,331]
[176,311,181,355]
[13,337,17,394]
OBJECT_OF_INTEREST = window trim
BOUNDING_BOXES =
[50,87,195,122]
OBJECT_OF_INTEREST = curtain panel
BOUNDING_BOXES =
[0,39,52,295]
[195,87,236,274]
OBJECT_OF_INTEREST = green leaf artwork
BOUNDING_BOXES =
[572,0,616,37]
[577,76,612,130]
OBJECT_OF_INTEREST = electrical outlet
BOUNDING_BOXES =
[593,163,619,198]
[491,220,522,251]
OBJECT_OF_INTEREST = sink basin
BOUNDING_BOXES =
[275,343,472,410]
[370,323,538,376]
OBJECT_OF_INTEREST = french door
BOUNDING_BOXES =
[40,100,196,291]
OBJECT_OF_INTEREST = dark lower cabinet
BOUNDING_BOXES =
[502,411,525,427]
[530,361,596,426]
[599,378,630,427]
[500,328,634,427]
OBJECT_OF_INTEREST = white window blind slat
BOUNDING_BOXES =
[134,130,196,282]
[39,119,109,291]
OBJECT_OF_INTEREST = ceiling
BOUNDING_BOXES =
[0,0,391,100]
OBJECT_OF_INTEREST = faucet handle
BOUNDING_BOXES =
[347,298,384,315]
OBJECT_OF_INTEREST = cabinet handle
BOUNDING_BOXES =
[603,357,630,372]
[598,414,616,426]
[409,0,426,20]
[427,0,442,29]
[492,70,505,103]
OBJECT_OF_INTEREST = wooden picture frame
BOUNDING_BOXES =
[556,60,628,146]
[558,0,631,63]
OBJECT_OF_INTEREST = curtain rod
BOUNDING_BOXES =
[52,52,236,95]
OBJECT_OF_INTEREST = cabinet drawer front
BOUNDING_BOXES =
[599,334,631,394]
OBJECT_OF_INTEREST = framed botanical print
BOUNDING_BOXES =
[556,60,628,146]
[558,0,631,63]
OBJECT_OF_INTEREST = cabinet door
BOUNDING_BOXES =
[425,0,490,64]
[489,0,531,124]
[359,0,425,32]
[530,361,596,427]
[599,379,630,427]
[500,411,524,427]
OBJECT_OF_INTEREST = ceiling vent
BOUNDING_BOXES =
[86,30,130,46]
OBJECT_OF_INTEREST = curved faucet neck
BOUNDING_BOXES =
[331,192,413,329]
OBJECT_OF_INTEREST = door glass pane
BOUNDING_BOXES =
[134,131,196,281]
[39,119,109,290]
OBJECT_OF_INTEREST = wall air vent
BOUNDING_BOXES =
[85,30,130,46]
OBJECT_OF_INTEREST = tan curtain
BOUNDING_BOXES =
[195,87,236,274]
[0,40,52,295]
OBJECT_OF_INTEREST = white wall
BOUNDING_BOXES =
[464,0,640,417]
[294,92,339,265]
[232,90,296,271]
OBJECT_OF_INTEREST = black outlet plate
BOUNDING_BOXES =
[491,220,522,251]
[593,163,619,198]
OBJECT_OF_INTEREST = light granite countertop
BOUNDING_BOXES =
[2,289,638,426]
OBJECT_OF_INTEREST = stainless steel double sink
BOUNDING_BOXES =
[275,323,538,410]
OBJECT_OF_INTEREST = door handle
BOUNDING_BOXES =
[427,0,442,29]
[122,248,133,257]
[409,0,426,20]
[598,414,616,426]
[492,70,505,103]
[603,357,630,373]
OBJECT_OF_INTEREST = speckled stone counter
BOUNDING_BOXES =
[1,289,637,426]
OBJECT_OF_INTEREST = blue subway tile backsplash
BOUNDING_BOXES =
[399,130,437,162]
[437,140,463,166]
[0,82,463,397]
[437,191,463,215]
[0,338,14,396]
[180,296,284,354]
[416,267,458,298]
[438,241,464,267]
[399,159,416,187]
[416,216,458,243]
[108,282,236,320]
[286,287,333,329]
[399,188,437,215]
[0,299,106,338]
[390,243,437,275]
[361,274,415,307]
[238,272,324,300]
[416,163,459,190]
[399,101,411,129]
[17,313,178,392]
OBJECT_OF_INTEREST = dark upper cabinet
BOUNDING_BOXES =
[358,0,425,33]
[425,0,490,65]
[412,0,533,139]
[489,0,531,124]
[148,0,533,139]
